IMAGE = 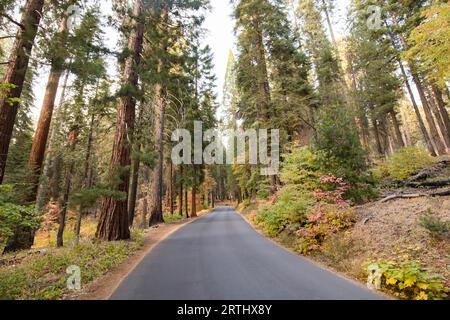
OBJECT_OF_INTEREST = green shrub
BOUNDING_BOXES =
[0,185,40,251]
[314,105,369,185]
[280,146,321,189]
[255,186,314,237]
[418,211,450,239]
[374,146,434,181]
[366,260,448,300]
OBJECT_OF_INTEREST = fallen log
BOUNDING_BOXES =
[379,188,450,203]
[408,160,450,182]
[405,179,450,188]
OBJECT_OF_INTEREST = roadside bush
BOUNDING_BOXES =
[256,186,314,237]
[373,146,434,181]
[418,211,450,240]
[366,260,448,300]
[295,176,356,254]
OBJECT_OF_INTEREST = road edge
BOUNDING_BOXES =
[73,209,213,300]
[234,205,392,300]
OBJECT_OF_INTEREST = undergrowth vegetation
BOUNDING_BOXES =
[255,146,362,253]
[0,185,40,253]
[0,229,144,300]
[250,145,449,300]
[366,260,448,300]
[372,146,435,181]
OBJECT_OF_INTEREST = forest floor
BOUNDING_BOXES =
[237,186,450,298]
[0,208,211,300]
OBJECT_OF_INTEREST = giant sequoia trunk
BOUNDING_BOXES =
[252,15,278,192]
[96,0,144,241]
[26,15,69,202]
[0,0,45,184]
[149,84,167,226]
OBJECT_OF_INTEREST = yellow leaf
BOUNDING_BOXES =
[404,278,415,288]
[416,291,429,300]
[386,278,398,285]
[417,282,429,290]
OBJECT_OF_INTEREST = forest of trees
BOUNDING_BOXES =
[0,0,448,254]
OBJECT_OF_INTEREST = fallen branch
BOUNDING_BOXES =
[405,179,450,188]
[408,160,450,182]
[379,188,450,203]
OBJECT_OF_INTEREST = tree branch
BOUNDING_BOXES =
[0,13,25,30]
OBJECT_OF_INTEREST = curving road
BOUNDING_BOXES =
[111,207,382,300]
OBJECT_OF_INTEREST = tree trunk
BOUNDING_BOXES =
[44,69,71,204]
[372,119,384,156]
[128,152,140,227]
[389,110,405,149]
[394,29,446,155]
[26,15,69,203]
[0,0,45,184]
[179,165,183,217]
[149,84,167,226]
[96,0,144,241]
[57,126,79,248]
[397,60,436,155]
[411,73,447,155]
[75,112,96,243]
[191,166,197,218]
[321,0,336,44]
[169,161,174,215]
[184,189,189,219]
[428,85,450,149]
[432,85,450,139]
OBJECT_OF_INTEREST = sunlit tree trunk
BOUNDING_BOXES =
[96,0,144,241]
[27,15,69,202]
[149,84,167,226]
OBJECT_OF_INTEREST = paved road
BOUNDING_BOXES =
[111,207,382,300]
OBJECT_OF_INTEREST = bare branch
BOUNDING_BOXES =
[0,13,25,30]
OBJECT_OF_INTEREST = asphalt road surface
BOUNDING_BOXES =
[111,207,383,300]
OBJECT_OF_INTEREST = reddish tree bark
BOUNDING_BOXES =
[0,0,45,184]
[191,166,197,218]
[27,16,69,202]
[96,0,144,241]
[178,165,183,217]
[149,84,167,226]
[389,110,405,149]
